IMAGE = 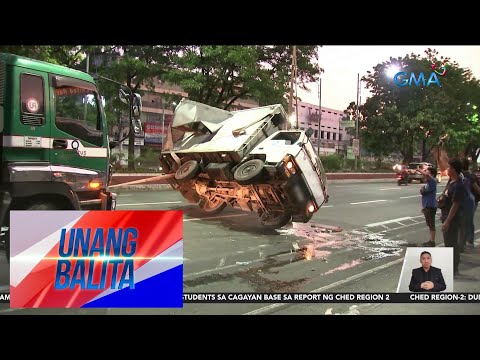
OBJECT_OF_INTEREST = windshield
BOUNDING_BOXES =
[272,131,301,144]
[55,87,102,131]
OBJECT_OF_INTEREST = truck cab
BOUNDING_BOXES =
[248,129,328,216]
[0,53,140,261]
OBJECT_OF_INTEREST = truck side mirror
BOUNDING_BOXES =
[305,128,314,138]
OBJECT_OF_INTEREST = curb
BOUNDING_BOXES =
[110,178,399,191]
[109,184,173,192]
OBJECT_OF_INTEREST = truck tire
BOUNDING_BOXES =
[175,160,200,182]
[260,211,292,229]
[199,197,227,215]
[234,159,265,184]
[26,202,60,210]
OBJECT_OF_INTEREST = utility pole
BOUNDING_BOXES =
[354,73,360,170]
[294,49,299,129]
[317,77,322,156]
[287,45,296,130]
[162,99,165,149]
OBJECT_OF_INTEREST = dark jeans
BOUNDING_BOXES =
[443,219,461,273]
[460,203,477,247]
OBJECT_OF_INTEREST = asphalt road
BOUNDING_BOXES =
[1,179,480,315]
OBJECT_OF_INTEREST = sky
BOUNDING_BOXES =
[297,46,480,111]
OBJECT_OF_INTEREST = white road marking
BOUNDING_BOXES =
[116,201,182,206]
[366,217,412,227]
[322,205,333,208]
[400,195,421,199]
[350,200,387,205]
[184,214,249,222]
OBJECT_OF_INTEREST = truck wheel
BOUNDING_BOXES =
[175,160,200,182]
[199,197,227,215]
[260,211,292,229]
[26,202,59,210]
[234,159,265,184]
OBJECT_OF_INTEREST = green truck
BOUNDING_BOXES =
[0,52,142,262]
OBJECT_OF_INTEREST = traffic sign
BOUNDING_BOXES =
[347,146,355,160]
[341,120,356,128]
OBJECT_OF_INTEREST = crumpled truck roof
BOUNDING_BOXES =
[169,99,288,154]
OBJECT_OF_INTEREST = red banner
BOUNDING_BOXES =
[145,122,163,135]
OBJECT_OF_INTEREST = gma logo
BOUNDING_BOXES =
[394,72,442,87]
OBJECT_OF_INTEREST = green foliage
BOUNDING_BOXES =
[163,46,321,110]
[320,154,344,171]
[0,45,85,67]
[349,48,480,162]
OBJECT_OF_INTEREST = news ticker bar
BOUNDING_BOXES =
[2,292,480,305]
[183,293,480,303]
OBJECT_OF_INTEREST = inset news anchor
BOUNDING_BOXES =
[409,251,447,292]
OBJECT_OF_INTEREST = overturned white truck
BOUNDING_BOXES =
[159,100,329,229]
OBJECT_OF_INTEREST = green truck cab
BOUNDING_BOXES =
[0,52,141,262]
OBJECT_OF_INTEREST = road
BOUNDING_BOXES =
[1,180,480,315]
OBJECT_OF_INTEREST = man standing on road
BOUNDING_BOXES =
[440,158,465,276]
[409,251,447,292]
[418,166,438,247]
[461,158,480,249]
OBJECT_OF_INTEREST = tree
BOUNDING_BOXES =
[162,46,321,110]
[89,46,179,170]
[0,46,85,67]
[358,49,480,164]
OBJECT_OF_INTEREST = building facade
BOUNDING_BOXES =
[112,81,350,162]
[295,101,351,155]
